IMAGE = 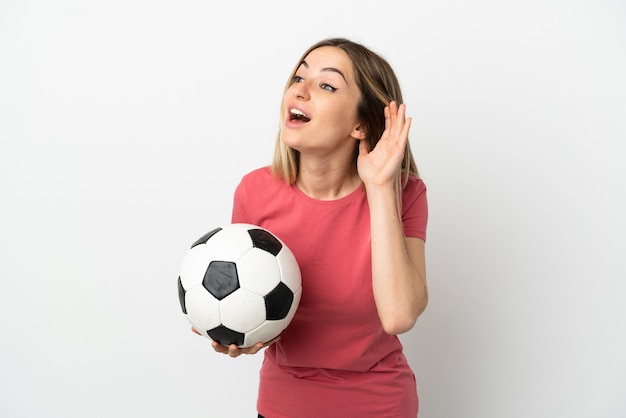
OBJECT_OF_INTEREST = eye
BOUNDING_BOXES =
[293,75,304,83]
[321,83,337,92]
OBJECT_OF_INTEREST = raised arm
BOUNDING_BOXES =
[357,102,428,334]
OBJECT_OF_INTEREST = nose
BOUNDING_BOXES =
[291,81,309,100]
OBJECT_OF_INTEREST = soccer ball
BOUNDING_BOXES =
[177,223,302,348]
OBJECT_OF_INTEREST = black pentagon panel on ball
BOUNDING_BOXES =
[177,276,187,314]
[190,227,222,249]
[203,261,240,300]
[208,325,245,347]
[248,228,282,256]
[264,282,294,320]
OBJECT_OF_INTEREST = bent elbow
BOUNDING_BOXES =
[382,317,416,335]
[381,298,428,336]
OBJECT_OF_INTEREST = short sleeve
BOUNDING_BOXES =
[401,177,428,241]
[231,177,249,224]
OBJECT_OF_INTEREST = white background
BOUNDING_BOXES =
[1,1,625,417]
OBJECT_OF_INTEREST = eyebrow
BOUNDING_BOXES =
[300,60,348,84]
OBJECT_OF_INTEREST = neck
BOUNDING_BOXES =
[296,159,361,200]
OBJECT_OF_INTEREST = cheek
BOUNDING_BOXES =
[329,106,360,134]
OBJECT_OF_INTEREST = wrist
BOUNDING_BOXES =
[364,181,399,211]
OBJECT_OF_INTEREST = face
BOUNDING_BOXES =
[280,46,365,159]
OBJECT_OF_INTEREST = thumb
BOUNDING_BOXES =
[358,139,370,156]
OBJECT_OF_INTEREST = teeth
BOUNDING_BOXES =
[290,108,306,117]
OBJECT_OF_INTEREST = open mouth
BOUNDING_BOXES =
[289,108,311,123]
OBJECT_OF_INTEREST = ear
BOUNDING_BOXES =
[351,124,367,140]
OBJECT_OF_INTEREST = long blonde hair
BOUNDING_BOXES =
[271,37,419,188]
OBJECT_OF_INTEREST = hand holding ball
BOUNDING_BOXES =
[177,224,302,348]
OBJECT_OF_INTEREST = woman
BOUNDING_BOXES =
[209,37,428,417]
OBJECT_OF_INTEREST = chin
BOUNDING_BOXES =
[279,130,302,151]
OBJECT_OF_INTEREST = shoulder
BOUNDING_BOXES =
[406,175,426,190]
[240,166,273,183]
[238,166,280,189]
[401,176,428,216]
[402,176,427,201]
[232,166,293,224]
[235,166,288,197]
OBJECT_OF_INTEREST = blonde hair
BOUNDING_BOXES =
[271,38,419,188]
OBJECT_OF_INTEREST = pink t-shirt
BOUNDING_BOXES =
[232,166,428,418]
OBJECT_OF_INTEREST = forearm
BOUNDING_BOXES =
[367,183,428,335]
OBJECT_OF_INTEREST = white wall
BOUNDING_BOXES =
[1,1,624,417]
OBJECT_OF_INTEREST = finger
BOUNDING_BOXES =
[245,337,279,354]
[191,326,201,335]
[397,103,406,124]
[227,344,241,357]
[211,340,228,354]
[388,101,398,133]
[263,336,281,347]
[399,116,412,149]
[387,102,409,141]
[403,116,412,138]
[358,139,369,156]
[250,342,264,354]
[393,103,407,138]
